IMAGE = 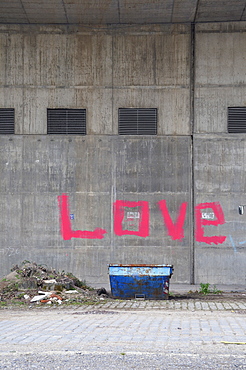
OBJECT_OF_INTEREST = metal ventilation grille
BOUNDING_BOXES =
[118,108,157,135]
[0,108,15,134]
[228,107,246,133]
[47,109,86,135]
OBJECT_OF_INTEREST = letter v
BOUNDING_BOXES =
[158,200,187,240]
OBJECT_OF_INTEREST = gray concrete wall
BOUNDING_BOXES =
[0,24,191,286]
[194,135,246,284]
[194,22,246,284]
[0,135,191,286]
[194,22,246,134]
[0,24,190,136]
[0,22,246,286]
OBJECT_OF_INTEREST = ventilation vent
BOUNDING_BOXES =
[228,107,246,133]
[47,109,86,135]
[0,108,15,134]
[118,108,157,135]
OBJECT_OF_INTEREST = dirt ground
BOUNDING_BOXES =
[170,291,246,302]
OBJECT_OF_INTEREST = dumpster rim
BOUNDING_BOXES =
[108,264,173,268]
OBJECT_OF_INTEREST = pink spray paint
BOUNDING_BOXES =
[195,202,226,245]
[158,200,188,240]
[113,200,149,237]
[58,194,107,240]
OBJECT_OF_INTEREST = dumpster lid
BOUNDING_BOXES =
[108,264,173,268]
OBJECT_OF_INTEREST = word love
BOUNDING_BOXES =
[58,194,226,245]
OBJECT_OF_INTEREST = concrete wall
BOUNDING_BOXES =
[0,22,245,286]
[0,24,190,135]
[194,22,246,284]
[194,135,246,284]
[195,22,246,134]
[0,135,191,286]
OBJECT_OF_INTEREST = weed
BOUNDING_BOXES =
[211,285,222,294]
[200,283,211,294]
[3,282,19,293]
[16,293,26,299]
[199,283,222,295]
[11,301,26,306]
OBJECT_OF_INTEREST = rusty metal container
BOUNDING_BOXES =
[108,264,173,300]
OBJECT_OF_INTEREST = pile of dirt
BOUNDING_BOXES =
[0,261,110,306]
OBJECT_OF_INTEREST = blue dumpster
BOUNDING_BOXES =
[108,264,173,300]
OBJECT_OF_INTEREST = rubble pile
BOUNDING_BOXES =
[0,261,109,306]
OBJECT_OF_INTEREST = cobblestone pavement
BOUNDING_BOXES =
[85,297,246,312]
[0,298,245,369]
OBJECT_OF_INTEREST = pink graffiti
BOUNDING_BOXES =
[57,195,226,244]
[113,200,149,237]
[158,200,188,240]
[195,202,226,245]
[58,194,107,240]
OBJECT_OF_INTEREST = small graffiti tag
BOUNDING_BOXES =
[202,212,215,220]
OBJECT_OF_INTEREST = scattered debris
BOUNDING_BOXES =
[65,290,79,294]
[0,261,110,307]
[30,294,50,303]
[97,287,108,296]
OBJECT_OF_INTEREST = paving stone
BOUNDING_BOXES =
[0,297,245,362]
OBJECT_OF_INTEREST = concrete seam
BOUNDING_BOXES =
[190,23,195,285]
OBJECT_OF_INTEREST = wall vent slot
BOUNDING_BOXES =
[118,108,157,135]
[0,108,15,134]
[47,109,86,135]
[228,107,246,133]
